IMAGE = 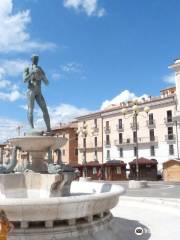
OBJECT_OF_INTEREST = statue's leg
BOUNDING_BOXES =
[27,91,35,128]
[36,93,51,132]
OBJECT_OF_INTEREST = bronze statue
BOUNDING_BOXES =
[23,55,51,133]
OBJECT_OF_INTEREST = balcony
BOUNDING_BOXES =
[146,120,156,128]
[104,126,111,134]
[104,141,111,148]
[116,124,124,132]
[130,122,139,130]
[91,126,99,135]
[114,139,129,146]
[114,137,158,147]
[138,136,158,145]
[78,143,102,151]
[165,134,176,143]
[164,117,174,125]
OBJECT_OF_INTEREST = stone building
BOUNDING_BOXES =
[52,121,78,165]
[76,59,180,173]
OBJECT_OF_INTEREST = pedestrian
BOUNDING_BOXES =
[0,210,14,240]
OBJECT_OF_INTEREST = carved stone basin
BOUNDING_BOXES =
[8,136,67,172]
[8,136,67,152]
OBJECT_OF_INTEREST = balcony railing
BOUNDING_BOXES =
[146,120,156,128]
[130,122,139,130]
[165,134,176,142]
[104,126,111,134]
[104,141,111,147]
[164,117,174,125]
[114,136,158,146]
[78,143,101,150]
[91,126,99,135]
[116,124,124,132]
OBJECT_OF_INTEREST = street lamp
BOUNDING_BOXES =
[77,123,88,178]
[121,102,150,180]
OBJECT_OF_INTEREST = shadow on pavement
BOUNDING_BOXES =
[108,216,151,240]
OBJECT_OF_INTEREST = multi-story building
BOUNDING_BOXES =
[77,59,180,172]
[52,121,78,165]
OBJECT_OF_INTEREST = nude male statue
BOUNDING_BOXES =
[23,55,51,133]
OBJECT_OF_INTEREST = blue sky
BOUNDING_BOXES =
[0,0,179,142]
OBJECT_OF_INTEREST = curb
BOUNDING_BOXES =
[120,196,180,209]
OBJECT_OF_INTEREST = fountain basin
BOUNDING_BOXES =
[8,136,67,172]
[9,136,67,152]
[0,173,124,222]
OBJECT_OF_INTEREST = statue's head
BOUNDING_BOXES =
[31,54,39,65]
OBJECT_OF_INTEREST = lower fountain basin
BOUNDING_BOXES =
[0,173,124,222]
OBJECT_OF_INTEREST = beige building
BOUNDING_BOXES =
[77,85,179,172]
[77,58,180,173]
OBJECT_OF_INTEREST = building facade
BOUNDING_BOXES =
[77,87,179,172]
[52,122,78,165]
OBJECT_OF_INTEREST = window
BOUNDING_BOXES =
[75,134,78,141]
[75,148,78,156]
[106,121,109,129]
[94,137,97,147]
[119,148,123,158]
[94,150,97,160]
[94,119,97,128]
[106,135,110,145]
[133,116,137,127]
[63,149,65,156]
[118,119,122,129]
[133,131,137,143]
[150,146,155,156]
[149,113,154,125]
[134,147,137,157]
[169,145,174,155]
[168,127,174,140]
[119,133,123,144]
[83,138,86,148]
[107,150,110,159]
[167,110,172,122]
[150,129,155,141]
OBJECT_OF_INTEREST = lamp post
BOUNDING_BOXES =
[77,123,88,178]
[121,102,150,180]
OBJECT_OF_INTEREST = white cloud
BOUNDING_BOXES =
[0,59,29,77]
[61,62,83,73]
[0,117,24,143]
[101,90,148,110]
[34,103,91,129]
[0,79,11,89]
[0,58,27,102]
[163,73,175,85]
[52,62,85,80]
[0,0,55,53]
[0,90,24,102]
[51,72,61,81]
[63,0,106,17]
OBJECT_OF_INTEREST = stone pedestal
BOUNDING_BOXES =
[128,180,148,189]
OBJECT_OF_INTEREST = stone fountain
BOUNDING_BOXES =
[0,56,125,240]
